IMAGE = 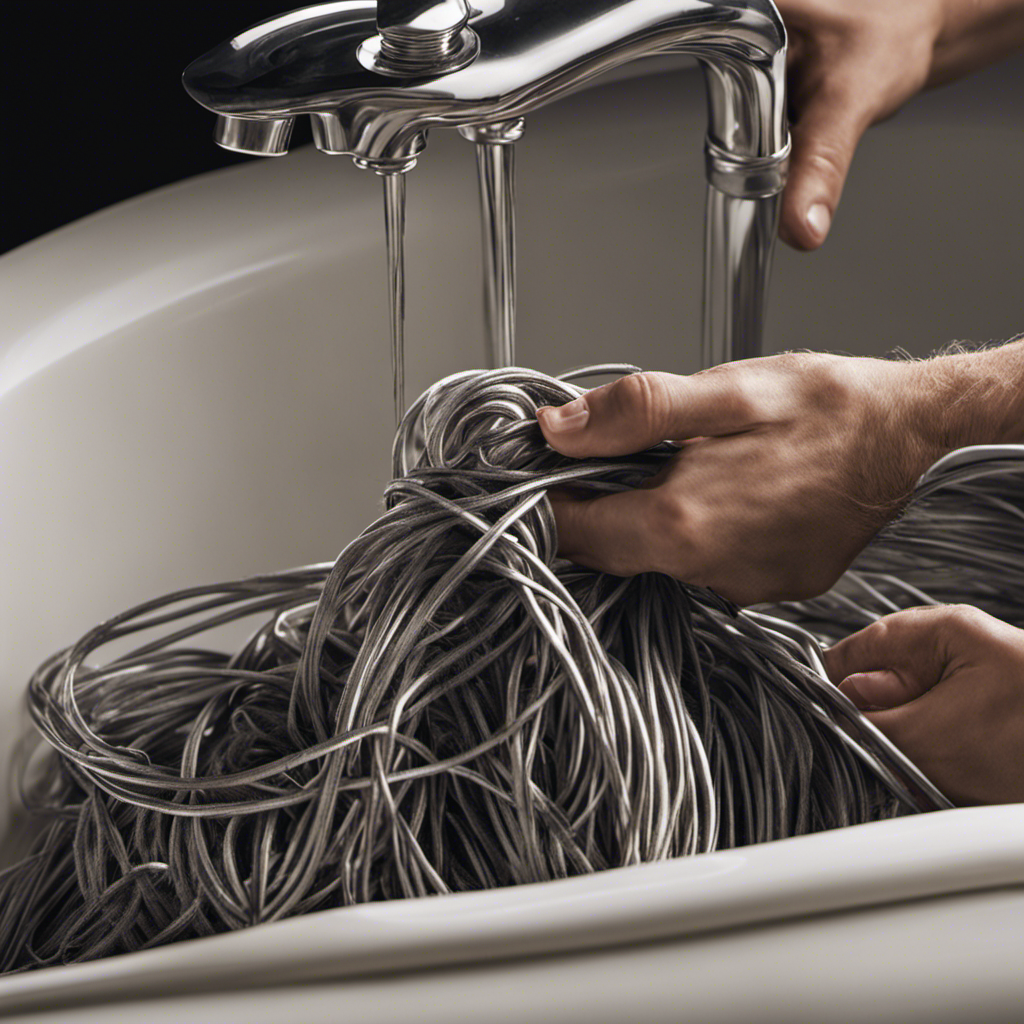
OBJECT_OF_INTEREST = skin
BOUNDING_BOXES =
[824,605,1024,805]
[536,340,1024,803]
[776,0,1024,249]
[538,352,963,604]
[533,3,1024,801]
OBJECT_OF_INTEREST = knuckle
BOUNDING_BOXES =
[696,364,758,422]
[866,614,893,647]
[798,352,849,404]
[613,373,674,438]
[944,603,989,633]
[646,492,701,577]
[720,375,758,424]
[803,146,849,192]
[890,604,936,624]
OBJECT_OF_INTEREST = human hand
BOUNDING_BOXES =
[536,353,950,605]
[777,0,1024,249]
[823,604,1024,805]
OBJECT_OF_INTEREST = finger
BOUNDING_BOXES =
[837,669,921,710]
[822,606,952,702]
[779,75,870,251]
[548,486,690,578]
[861,684,962,791]
[860,702,936,776]
[537,370,754,459]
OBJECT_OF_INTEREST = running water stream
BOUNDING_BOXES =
[381,123,522,428]
[380,122,779,423]
[462,119,524,369]
[382,171,407,425]
[474,141,517,368]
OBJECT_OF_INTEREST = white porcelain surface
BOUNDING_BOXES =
[15,886,1024,1024]
[1,56,1022,1021]
[2,806,1024,1020]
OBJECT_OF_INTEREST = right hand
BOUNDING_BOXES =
[537,353,951,605]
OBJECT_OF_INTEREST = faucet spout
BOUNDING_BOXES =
[184,1,787,179]
[183,0,789,364]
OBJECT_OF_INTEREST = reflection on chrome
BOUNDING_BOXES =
[185,1,790,364]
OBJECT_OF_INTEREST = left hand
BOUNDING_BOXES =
[776,0,1024,250]
[778,0,945,249]
[823,604,1024,805]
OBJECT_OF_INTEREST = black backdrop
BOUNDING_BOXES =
[5,4,303,255]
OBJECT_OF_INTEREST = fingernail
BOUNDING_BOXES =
[840,670,902,711]
[840,673,870,709]
[807,203,831,240]
[538,398,589,433]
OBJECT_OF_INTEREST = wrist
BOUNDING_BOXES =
[826,355,953,517]
[932,0,1024,84]
[877,357,961,480]
[911,339,1024,453]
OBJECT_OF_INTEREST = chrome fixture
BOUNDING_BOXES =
[183,0,790,368]
[359,0,480,77]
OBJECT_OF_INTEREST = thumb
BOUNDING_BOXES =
[537,370,753,458]
[836,669,927,711]
[822,607,954,708]
[780,76,871,251]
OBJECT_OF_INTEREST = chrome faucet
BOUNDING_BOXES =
[183,0,789,369]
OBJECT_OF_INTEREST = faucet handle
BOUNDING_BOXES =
[359,0,479,77]
[377,0,470,39]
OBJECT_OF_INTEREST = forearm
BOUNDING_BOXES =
[916,336,1024,451]
[932,0,1024,83]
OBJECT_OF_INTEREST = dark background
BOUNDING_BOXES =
[5,4,304,255]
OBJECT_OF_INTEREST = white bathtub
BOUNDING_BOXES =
[2,53,1023,1022]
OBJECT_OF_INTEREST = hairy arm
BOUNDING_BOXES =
[934,337,1024,446]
